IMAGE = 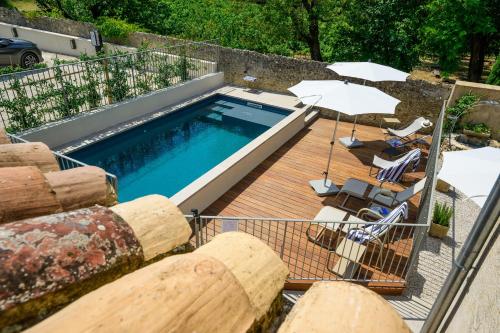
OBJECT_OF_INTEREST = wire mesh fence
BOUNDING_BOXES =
[0,42,218,132]
[188,214,426,285]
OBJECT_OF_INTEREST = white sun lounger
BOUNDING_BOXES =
[386,117,432,141]
[306,206,348,248]
[328,202,408,278]
[369,148,420,177]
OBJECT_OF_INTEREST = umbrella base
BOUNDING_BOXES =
[309,179,339,196]
[339,137,364,148]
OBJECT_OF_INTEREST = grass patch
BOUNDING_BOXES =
[7,0,39,12]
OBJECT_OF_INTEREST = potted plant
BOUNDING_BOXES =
[463,122,491,139]
[429,202,452,238]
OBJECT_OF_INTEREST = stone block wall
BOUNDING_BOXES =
[129,31,451,128]
[0,7,94,38]
[448,80,500,105]
[449,80,500,140]
[0,8,452,128]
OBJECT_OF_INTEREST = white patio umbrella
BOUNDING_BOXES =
[288,80,401,196]
[438,147,500,207]
[327,61,409,148]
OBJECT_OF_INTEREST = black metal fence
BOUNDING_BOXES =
[188,214,425,285]
[0,42,218,132]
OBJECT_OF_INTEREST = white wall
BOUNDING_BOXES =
[444,234,499,333]
[0,22,96,57]
[21,72,225,147]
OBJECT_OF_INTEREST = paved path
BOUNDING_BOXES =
[384,188,480,332]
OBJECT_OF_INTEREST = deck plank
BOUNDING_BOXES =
[200,117,427,292]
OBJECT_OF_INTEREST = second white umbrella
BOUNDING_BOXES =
[288,80,401,196]
[438,147,500,207]
[327,61,409,148]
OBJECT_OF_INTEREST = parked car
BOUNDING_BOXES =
[0,37,43,68]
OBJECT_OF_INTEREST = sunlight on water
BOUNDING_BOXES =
[69,95,290,201]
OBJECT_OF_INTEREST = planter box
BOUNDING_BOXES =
[429,222,449,239]
[436,179,450,193]
[463,129,491,139]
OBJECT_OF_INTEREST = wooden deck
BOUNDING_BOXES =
[201,117,427,293]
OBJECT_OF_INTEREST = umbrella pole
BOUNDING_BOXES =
[350,115,358,141]
[349,79,366,141]
[323,111,340,182]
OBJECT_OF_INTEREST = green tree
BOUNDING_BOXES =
[266,0,340,61]
[486,55,500,85]
[421,0,499,81]
[321,0,424,71]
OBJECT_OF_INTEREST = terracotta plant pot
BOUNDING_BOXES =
[429,222,449,239]
[436,179,450,193]
[463,129,491,139]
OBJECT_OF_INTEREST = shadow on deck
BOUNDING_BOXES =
[197,117,428,294]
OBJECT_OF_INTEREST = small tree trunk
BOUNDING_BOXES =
[307,27,323,62]
[307,1,323,62]
[468,33,488,82]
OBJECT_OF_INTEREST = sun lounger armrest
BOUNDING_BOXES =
[356,208,383,221]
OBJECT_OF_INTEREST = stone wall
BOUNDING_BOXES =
[0,7,95,38]
[0,8,452,127]
[129,32,451,128]
[448,80,500,106]
[449,80,500,140]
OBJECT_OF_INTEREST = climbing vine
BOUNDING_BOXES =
[155,56,176,88]
[0,48,202,132]
[0,76,41,132]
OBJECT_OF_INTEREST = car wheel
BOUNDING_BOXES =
[21,52,40,68]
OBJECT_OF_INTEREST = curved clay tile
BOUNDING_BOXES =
[0,166,62,223]
[196,232,289,322]
[26,253,256,333]
[278,281,410,333]
[0,142,59,173]
[110,195,192,262]
[0,206,143,330]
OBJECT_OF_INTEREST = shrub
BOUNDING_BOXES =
[0,63,47,76]
[0,76,42,131]
[432,202,452,227]
[486,55,500,86]
[175,53,194,82]
[444,93,480,133]
[463,122,490,134]
[97,17,140,44]
[105,57,131,102]
[155,58,176,89]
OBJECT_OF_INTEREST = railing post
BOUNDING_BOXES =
[191,209,200,248]
[279,220,288,259]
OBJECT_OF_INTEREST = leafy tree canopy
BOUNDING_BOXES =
[33,0,500,80]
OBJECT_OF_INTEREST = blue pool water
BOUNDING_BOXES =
[69,95,291,201]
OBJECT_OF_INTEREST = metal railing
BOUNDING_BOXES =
[0,41,218,132]
[187,102,446,286]
[188,213,427,285]
[405,99,447,273]
[7,133,118,192]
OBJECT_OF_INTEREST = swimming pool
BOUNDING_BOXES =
[69,94,292,201]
